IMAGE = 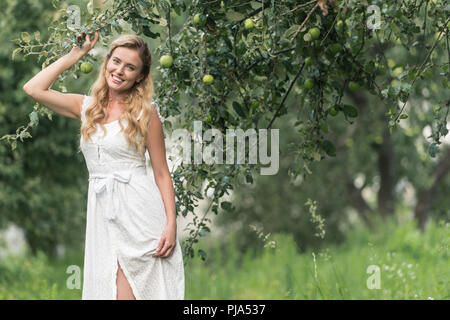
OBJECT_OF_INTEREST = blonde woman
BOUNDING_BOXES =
[23,32,184,300]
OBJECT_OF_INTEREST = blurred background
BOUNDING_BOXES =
[0,0,448,299]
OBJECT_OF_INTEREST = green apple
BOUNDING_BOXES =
[304,78,315,90]
[305,57,312,66]
[348,81,359,91]
[308,27,320,40]
[328,107,338,116]
[244,18,254,30]
[331,43,342,54]
[160,55,173,68]
[80,62,93,74]
[203,74,214,84]
[193,13,205,27]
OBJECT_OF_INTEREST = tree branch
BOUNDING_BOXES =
[267,61,306,129]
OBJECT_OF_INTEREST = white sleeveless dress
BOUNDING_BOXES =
[79,95,184,300]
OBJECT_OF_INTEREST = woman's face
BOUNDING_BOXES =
[105,46,144,93]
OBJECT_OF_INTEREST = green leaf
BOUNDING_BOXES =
[283,24,301,39]
[321,139,336,157]
[389,22,401,38]
[158,17,168,27]
[198,224,210,237]
[21,32,31,43]
[159,0,170,10]
[250,1,262,9]
[29,111,39,125]
[143,25,159,38]
[320,122,328,133]
[428,143,438,158]
[221,175,230,186]
[225,10,245,22]
[233,101,246,117]
[343,104,358,118]
[254,75,268,82]
[19,130,32,142]
[220,201,233,211]
[34,31,41,42]
[163,120,172,131]
[12,48,22,60]
[197,249,207,261]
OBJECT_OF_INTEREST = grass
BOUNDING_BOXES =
[0,217,448,299]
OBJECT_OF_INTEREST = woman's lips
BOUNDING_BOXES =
[111,74,124,84]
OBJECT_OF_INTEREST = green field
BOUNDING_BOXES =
[0,218,448,300]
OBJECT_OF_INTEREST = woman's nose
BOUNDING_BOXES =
[116,66,124,75]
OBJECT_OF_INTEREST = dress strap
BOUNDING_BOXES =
[151,101,164,123]
[136,102,164,122]
[81,95,93,123]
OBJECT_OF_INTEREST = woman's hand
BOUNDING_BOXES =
[153,222,177,258]
[69,29,100,59]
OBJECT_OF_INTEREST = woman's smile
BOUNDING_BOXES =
[111,74,124,84]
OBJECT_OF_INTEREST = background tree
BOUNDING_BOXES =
[0,0,102,257]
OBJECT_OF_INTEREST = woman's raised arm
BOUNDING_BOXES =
[23,31,99,120]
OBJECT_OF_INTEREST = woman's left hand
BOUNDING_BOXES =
[153,222,177,258]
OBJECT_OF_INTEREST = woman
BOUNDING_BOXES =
[23,32,184,300]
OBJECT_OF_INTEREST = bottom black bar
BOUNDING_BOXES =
[0,300,447,318]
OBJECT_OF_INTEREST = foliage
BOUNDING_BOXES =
[0,0,91,257]
[0,217,448,299]
[187,217,449,299]
[2,0,449,261]
[216,81,450,252]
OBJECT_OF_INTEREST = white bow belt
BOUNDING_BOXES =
[88,171,132,221]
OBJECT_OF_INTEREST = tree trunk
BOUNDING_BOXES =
[414,147,450,231]
[345,173,373,229]
[345,89,396,222]
[377,126,396,218]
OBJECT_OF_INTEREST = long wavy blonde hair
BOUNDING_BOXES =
[80,34,155,158]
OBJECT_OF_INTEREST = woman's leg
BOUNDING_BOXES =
[116,261,136,300]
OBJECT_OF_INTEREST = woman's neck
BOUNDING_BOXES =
[107,90,128,105]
